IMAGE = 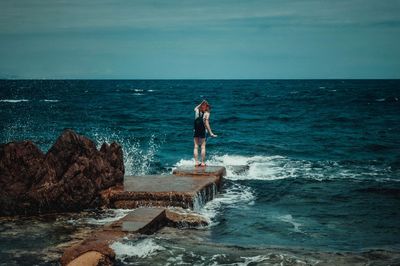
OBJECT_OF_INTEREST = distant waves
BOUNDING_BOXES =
[0,99,59,103]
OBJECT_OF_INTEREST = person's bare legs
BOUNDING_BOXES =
[193,138,199,166]
[201,139,206,166]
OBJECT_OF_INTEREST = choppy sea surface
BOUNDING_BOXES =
[0,79,399,265]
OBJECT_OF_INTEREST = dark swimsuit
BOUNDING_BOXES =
[194,111,206,138]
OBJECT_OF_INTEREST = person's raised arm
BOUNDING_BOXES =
[194,100,207,111]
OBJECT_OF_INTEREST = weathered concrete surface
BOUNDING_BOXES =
[173,166,226,189]
[102,174,221,209]
[62,168,225,265]
[172,166,226,177]
[61,208,166,266]
[61,207,210,265]
[105,208,166,234]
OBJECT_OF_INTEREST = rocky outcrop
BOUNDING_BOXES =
[0,129,124,216]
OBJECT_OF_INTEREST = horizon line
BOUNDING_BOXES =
[1,78,400,81]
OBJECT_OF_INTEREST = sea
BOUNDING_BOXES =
[0,79,399,265]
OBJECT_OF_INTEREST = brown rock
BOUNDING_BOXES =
[60,230,121,266]
[67,251,113,266]
[0,129,124,216]
[0,141,45,215]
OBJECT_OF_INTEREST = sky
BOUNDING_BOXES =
[0,0,399,79]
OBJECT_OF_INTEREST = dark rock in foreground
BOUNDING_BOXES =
[0,129,124,216]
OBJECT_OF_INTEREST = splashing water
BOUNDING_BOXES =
[111,238,166,262]
[92,131,162,176]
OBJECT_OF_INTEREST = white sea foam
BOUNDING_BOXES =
[199,183,255,225]
[92,131,162,175]
[176,154,396,182]
[0,99,29,103]
[166,254,184,265]
[133,93,144,96]
[240,255,270,264]
[174,153,397,226]
[66,209,134,226]
[84,209,133,225]
[111,238,165,261]
[239,254,311,265]
[277,214,302,233]
[134,89,144,92]
[41,99,59,102]
[176,154,289,181]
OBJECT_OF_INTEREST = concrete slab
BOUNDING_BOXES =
[124,175,217,192]
[172,166,226,190]
[105,208,166,234]
[105,175,218,209]
[62,166,227,265]
[172,166,226,178]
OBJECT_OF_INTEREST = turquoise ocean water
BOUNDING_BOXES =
[0,80,399,265]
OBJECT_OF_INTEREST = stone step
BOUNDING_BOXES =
[173,165,226,189]
[104,207,166,234]
[63,167,226,265]
[61,208,167,265]
[105,175,218,209]
[172,165,226,177]
[102,167,226,210]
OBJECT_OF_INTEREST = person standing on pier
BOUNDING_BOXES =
[193,100,217,167]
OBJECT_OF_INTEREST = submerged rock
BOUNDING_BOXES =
[0,129,124,216]
[166,208,209,228]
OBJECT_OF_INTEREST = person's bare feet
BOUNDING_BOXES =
[200,162,206,167]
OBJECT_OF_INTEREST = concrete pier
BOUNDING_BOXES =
[102,166,226,209]
[62,166,226,265]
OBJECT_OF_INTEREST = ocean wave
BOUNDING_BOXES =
[66,209,133,226]
[83,209,133,225]
[375,97,399,102]
[0,99,29,103]
[209,154,290,181]
[277,214,303,233]
[200,183,255,225]
[108,235,330,265]
[111,238,165,261]
[41,99,59,102]
[175,154,398,182]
